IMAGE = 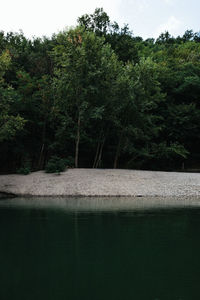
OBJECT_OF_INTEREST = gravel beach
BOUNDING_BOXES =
[0,168,200,197]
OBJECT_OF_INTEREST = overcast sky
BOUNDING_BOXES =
[1,0,199,39]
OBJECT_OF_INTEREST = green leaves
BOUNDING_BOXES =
[0,51,25,143]
[45,156,68,173]
[0,114,25,142]
[1,11,200,172]
[0,50,11,80]
[77,8,110,35]
[151,142,189,160]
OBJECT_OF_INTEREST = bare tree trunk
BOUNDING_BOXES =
[38,143,45,169]
[93,140,100,168]
[95,138,105,168]
[93,130,103,168]
[75,111,81,168]
[113,132,123,169]
[38,116,46,170]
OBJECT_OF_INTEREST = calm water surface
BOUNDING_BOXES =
[0,197,200,300]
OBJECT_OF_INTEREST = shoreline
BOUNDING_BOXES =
[0,168,200,197]
[0,195,200,212]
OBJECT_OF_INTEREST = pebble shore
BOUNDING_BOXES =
[0,169,200,197]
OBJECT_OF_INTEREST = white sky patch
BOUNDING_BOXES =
[0,0,121,38]
[122,0,150,14]
[137,0,150,12]
[153,16,182,38]
[0,0,198,39]
[117,0,151,31]
[163,0,174,5]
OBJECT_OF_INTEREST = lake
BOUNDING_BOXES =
[0,197,200,300]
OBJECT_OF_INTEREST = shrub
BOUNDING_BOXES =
[64,156,74,168]
[17,159,31,175]
[45,156,67,173]
[17,167,31,175]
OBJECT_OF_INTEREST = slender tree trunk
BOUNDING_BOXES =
[113,132,123,169]
[38,116,46,170]
[38,143,45,169]
[93,140,100,168]
[93,130,103,168]
[95,138,105,168]
[75,111,81,168]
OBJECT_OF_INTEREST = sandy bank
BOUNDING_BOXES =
[0,169,200,197]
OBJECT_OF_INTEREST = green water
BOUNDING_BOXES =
[0,198,200,300]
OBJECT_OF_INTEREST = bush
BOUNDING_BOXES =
[17,159,31,175]
[17,167,31,175]
[64,156,74,168]
[45,156,67,173]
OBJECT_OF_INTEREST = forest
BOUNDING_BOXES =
[0,8,200,173]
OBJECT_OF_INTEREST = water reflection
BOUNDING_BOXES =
[0,197,200,300]
[0,195,200,212]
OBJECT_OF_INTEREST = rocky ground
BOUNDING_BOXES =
[0,168,200,197]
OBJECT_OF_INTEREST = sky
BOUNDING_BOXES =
[0,0,199,39]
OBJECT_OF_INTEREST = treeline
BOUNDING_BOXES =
[1,8,200,173]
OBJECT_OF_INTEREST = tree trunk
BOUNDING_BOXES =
[93,140,100,168]
[93,130,103,168]
[113,132,123,169]
[38,143,45,169]
[75,111,81,168]
[38,116,46,170]
[95,138,105,168]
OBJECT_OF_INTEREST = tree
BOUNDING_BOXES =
[52,27,121,168]
[1,10,200,173]
[78,8,139,63]
[0,50,25,143]
[77,7,110,35]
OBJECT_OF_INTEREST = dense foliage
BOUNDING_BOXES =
[1,8,200,173]
[45,156,68,173]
